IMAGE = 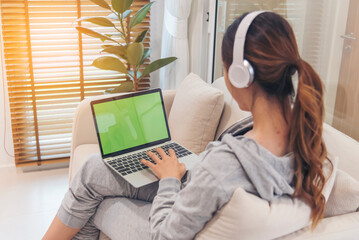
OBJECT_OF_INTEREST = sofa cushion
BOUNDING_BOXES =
[324,170,359,217]
[277,212,359,240]
[168,73,224,154]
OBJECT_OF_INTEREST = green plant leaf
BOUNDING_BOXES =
[134,30,148,43]
[122,9,132,19]
[127,42,144,66]
[129,2,154,29]
[101,45,127,59]
[93,56,128,74]
[107,81,134,93]
[77,17,115,27]
[111,0,133,14]
[89,0,111,10]
[108,13,119,20]
[76,26,117,43]
[138,48,151,66]
[141,57,177,78]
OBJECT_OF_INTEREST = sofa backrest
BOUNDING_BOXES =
[323,123,359,181]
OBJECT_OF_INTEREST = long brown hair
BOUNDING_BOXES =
[222,12,329,228]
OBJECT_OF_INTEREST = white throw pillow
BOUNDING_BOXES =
[195,188,311,240]
[195,158,337,240]
[168,73,224,154]
[324,170,359,217]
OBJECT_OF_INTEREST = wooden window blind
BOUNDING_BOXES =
[1,0,151,166]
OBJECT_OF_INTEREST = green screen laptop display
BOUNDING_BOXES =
[92,91,169,156]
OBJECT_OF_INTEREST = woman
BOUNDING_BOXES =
[44,11,328,239]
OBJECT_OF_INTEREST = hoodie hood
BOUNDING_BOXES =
[220,134,295,201]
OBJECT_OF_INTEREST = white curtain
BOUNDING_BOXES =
[188,0,209,82]
[159,0,192,89]
[150,0,210,88]
[149,0,164,88]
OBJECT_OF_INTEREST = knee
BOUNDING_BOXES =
[81,154,107,177]
[85,153,103,168]
[71,154,106,186]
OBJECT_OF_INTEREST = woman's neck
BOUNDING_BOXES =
[245,91,291,157]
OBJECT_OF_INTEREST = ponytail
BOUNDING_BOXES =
[222,12,330,229]
[289,59,328,228]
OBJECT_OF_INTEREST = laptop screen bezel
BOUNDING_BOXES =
[90,88,172,158]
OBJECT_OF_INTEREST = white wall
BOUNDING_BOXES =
[0,16,15,168]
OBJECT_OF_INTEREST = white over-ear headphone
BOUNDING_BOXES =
[228,11,267,88]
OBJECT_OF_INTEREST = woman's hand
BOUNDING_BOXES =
[140,148,186,180]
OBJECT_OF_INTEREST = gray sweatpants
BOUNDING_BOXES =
[58,153,159,239]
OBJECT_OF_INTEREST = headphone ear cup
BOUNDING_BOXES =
[228,11,264,89]
[243,59,255,86]
[228,59,254,88]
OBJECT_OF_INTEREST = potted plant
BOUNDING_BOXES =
[75,0,177,93]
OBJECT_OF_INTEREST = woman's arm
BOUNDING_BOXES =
[141,148,230,240]
[151,168,229,239]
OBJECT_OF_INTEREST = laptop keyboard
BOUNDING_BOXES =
[107,142,192,176]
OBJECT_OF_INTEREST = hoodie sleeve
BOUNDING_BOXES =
[149,164,230,240]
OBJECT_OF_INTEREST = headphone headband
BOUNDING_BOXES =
[228,11,267,88]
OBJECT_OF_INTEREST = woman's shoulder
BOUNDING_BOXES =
[188,135,258,197]
[197,135,250,174]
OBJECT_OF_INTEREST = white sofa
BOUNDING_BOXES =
[69,76,359,239]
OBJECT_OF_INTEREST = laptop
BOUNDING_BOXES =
[90,88,199,188]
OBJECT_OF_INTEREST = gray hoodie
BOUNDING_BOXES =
[149,134,296,240]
